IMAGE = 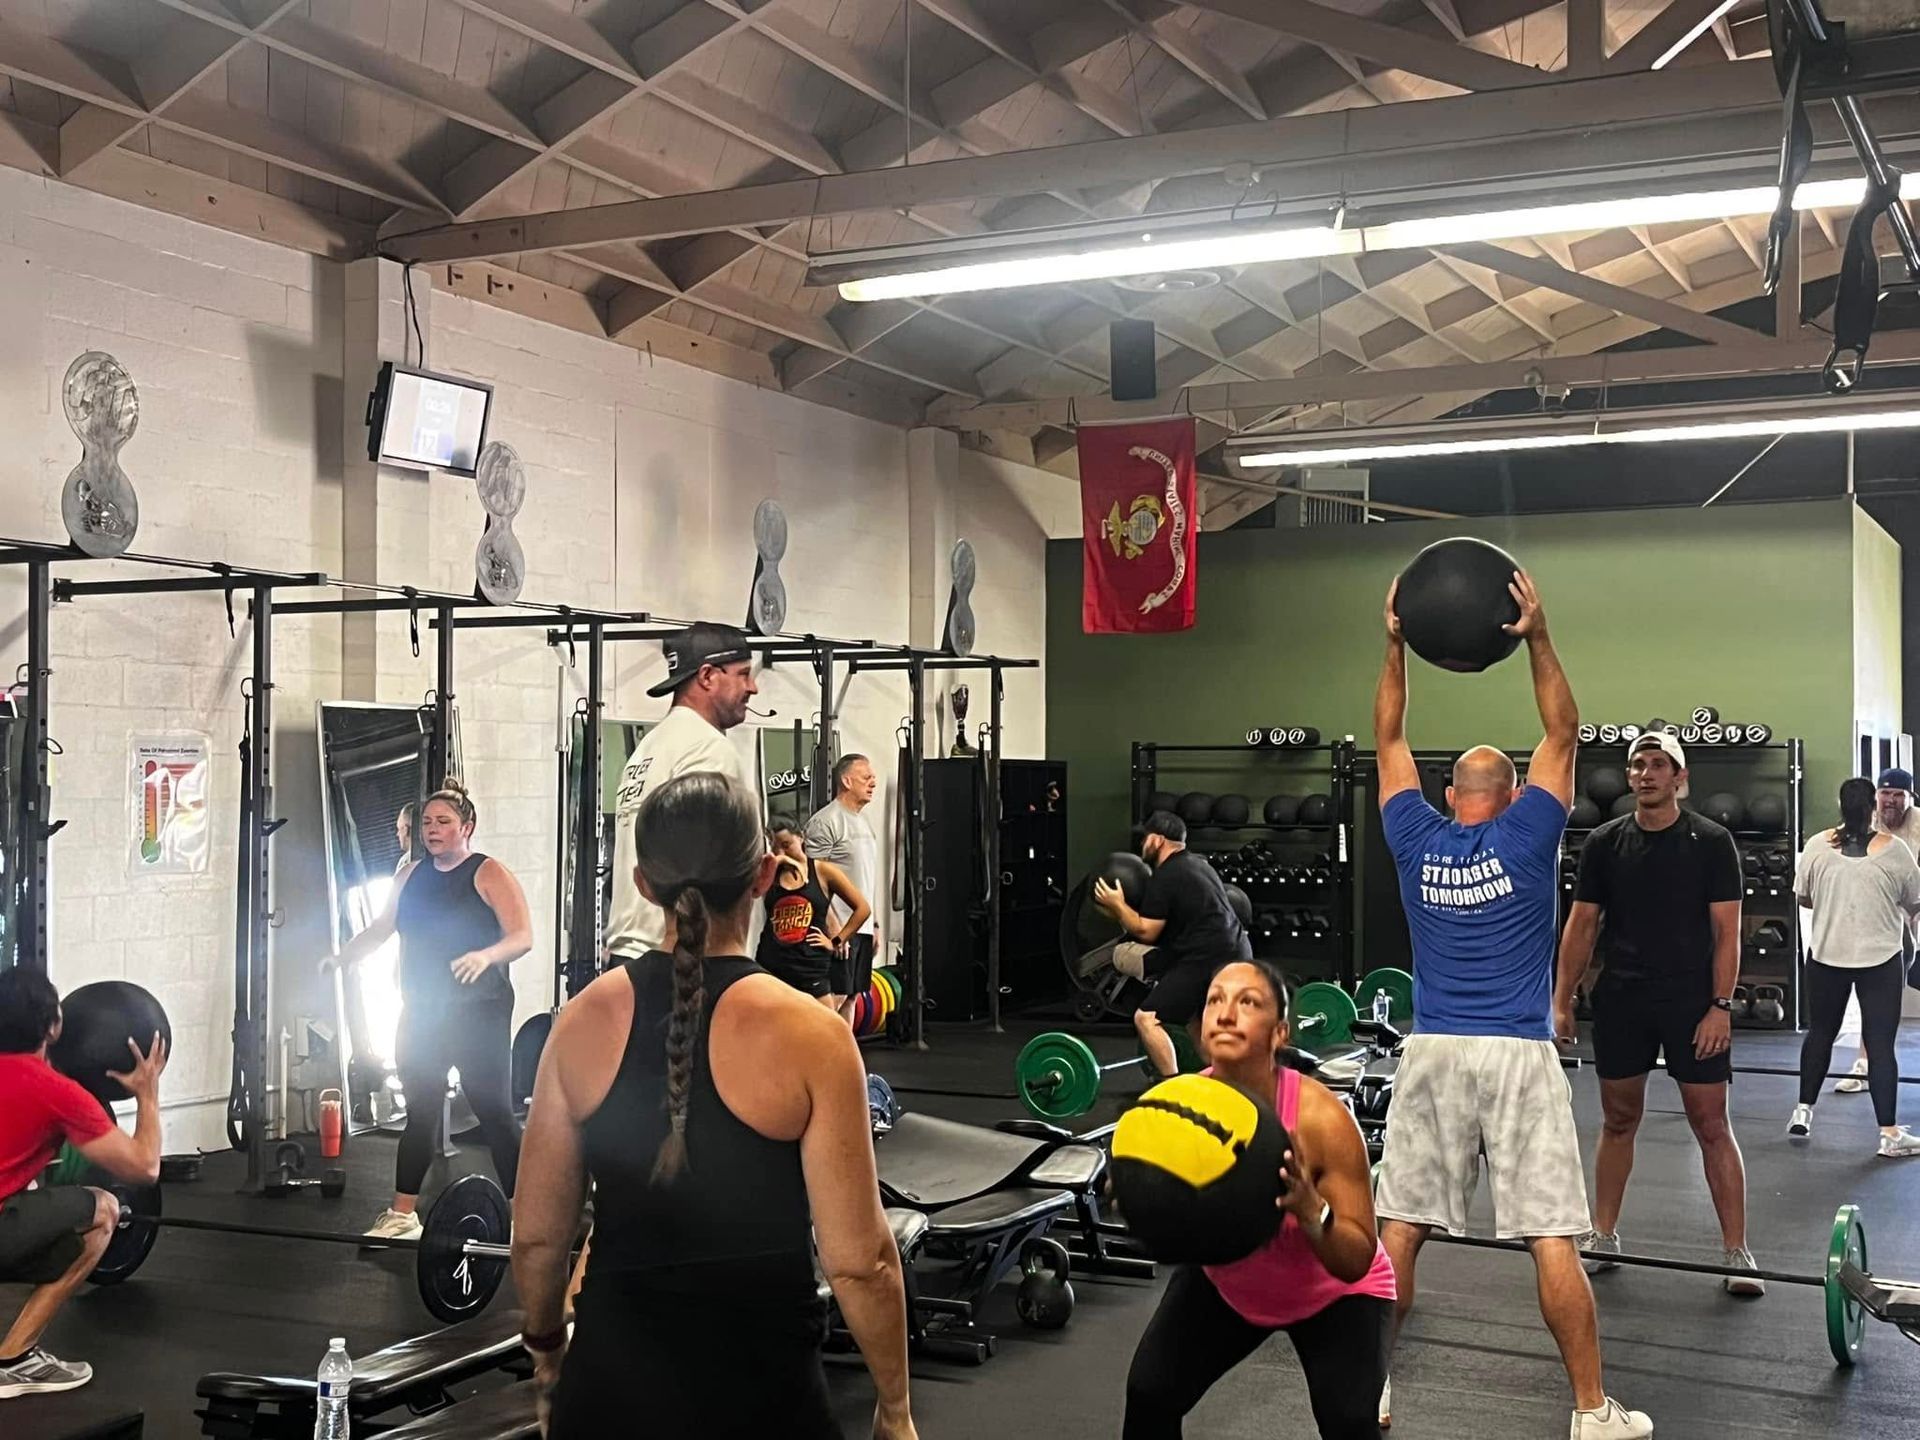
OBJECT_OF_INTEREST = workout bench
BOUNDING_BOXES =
[195,1307,529,1438]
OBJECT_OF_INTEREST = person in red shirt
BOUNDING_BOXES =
[0,968,167,1400]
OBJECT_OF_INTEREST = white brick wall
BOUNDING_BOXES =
[0,163,1069,1151]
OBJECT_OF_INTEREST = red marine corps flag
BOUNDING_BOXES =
[1078,418,1198,634]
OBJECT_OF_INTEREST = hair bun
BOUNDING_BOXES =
[440,776,469,797]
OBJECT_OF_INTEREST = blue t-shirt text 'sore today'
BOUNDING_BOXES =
[1382,786,1568,1039]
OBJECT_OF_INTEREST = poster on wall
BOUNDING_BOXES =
[1078,418,1198,634]
[128,732,211,876]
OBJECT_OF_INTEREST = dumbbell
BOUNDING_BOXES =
[1763,851,1791,879]
[1299,911,1330,938]
[1753,919,1791,949]
[264,1168,348,1199]
[1751,985,1787,1025]
[1742,851,1764,878]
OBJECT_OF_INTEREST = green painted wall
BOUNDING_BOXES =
[1047,498,1864,874]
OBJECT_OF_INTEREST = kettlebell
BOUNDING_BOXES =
[1732,984,1752,1020]
[1014,1237,1075,1330]
[1752,985,1787,1026]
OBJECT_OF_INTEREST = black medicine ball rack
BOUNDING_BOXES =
[1562,736,1805,1030]
[1127,739,1358,988]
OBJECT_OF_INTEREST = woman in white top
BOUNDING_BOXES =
[1792,777,1920,1155]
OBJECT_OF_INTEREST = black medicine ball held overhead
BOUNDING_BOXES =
[1393,537,1524,673]
[1111,1073,1287,1266]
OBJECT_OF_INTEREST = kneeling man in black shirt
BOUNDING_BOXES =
[1553,733,1762,1293]
[1092,812,1252,1077]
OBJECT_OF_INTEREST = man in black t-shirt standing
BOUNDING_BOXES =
[1553,733,1760,1292]
[1093,811,1252,1077]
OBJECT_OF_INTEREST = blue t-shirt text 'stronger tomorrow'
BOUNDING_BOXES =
[1381,786,1569,1039]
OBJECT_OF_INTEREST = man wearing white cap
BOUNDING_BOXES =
[1554,731,1760,1293]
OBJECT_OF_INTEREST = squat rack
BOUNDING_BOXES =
[551,620,1035,1045]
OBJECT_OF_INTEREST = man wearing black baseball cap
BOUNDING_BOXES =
[605,623,758,961]
[1555,730,1760,1293]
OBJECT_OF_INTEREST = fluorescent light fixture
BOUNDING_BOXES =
[1650,0,1740,69]
[1234,404,1920,468]
[832,177,1894,302]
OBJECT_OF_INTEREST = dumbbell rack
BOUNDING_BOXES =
[1564,737,1805,1030]
[1128,739,1358,986]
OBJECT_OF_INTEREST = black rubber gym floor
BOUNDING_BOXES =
[9,1019,1919,1438]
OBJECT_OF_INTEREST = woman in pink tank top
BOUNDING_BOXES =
[1124,959,1396,1439]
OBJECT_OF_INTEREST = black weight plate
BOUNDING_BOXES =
[417,1174,511,1323]
[512,1012,554,1112]
[88,1172,161,1286]
[1071,988,1108,1023]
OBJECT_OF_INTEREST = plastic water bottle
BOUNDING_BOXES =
[314,1338,351,1440]
[1372,989,1391,1026]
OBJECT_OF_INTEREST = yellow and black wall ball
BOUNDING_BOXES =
[1110,1073,1287,1265]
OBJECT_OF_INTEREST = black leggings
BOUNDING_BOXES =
[1799,956,1904,1126]
[1125,1266,1390,1439]
[395,999,521,1197]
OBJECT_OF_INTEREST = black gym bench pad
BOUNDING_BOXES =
[195,1307,527,1437]
[375,1380,539,1439]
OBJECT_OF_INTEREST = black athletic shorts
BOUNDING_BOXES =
[0,1184,96,1284]
[1590,983,1730,1084]
[828,933,875,998]
[762,955,831,999]
[1140,962,1212,1027]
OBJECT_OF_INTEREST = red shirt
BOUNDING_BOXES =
[0,1053,116,1206]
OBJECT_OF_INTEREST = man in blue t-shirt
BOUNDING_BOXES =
[1372,570,1650,1440]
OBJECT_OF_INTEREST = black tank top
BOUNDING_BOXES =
[581,954,818,1317]
[756,860,833,972]
[394,853,511,1006]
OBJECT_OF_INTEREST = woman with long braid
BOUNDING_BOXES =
[1790,776,1920,1154]
[512,772,915,1439]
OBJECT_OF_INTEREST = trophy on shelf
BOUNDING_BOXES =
[949,685,976,757]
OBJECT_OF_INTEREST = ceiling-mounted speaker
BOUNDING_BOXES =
[1109,320,1157,402]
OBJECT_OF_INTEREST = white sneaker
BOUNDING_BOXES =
[0,1347,93,1398]
[1581,1230,1622,1274]
[1571,1397,1654,1438]
[1378,1374,1391,1430]
[1722,1247,1765,1297]
[1787,1104,1813,1139]
[1834,1058,1869,1094]
[363,1208,423,1242]
[1876,1127,1920,1158]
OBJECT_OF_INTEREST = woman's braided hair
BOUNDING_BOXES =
[633,771,766,1183]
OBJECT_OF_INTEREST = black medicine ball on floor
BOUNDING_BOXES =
[1211,794,1251,827]
[50,981,171,1105]
[1392,537,1524,673]
[1222,883,1253,928]
[1112,1074,1286,1265]
[1747,792,1787,832]
[1176,792,1215,825]
[1297,793,1333,825]
[1609,794,1638,820]
[1097,852,1153,909]
[1585,768,1629,807]
[1570,797,1601,830]
[1700,793,1746,830]
[1263,795,1301,826]
[1147,790,1180,818]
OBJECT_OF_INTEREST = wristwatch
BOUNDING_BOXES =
[1711,997,1734,1012]
[1305,1199,1333,1240]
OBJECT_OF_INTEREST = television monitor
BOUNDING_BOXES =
[365,362,493,477]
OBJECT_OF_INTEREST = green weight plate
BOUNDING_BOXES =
[1016,1032,1103,1121]
[1294,982,1358,1045]
[876,967,901,1009]
[1827,1202,1867,1366]
[417,1174,511,1324]
[43,1142,91,1189]
[1356,968,1414,1029]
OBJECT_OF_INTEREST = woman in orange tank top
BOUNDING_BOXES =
[1123,959,1396,1438]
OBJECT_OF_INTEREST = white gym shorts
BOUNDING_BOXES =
[1373,1034,1591,1240]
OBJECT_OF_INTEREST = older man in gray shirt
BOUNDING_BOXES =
[805,753,880,1025]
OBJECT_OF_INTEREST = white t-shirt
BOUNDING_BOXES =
[804,800,880,936]
[1796,833,1920,968]
[605,706,750,958]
